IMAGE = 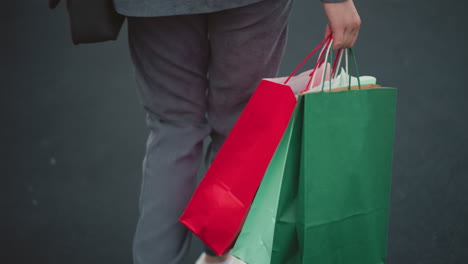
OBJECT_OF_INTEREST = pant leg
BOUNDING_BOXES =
[206,0,294,151]
[202,0,294,255]
[127,15,211,264]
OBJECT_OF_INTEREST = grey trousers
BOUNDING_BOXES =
[127,0,293,263]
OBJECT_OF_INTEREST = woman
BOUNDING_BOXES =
[114,0,361,263]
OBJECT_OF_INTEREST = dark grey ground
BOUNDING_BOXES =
[1,0,467,263]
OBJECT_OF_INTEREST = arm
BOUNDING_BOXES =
[322,0,361,50]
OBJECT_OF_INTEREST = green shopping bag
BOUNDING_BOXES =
[296,49,397,264]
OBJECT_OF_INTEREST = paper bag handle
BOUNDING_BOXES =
[307,48,362,93]
[283,36,332,84]
[296,38,333,93]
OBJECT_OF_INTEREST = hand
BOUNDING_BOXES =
[323,0,361,50]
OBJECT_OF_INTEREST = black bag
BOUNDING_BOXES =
[49,0,125,45]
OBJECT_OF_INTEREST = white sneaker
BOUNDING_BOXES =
[195,253,246,264]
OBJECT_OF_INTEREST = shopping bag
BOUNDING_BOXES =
[296,48,397,264]
[179,37,333,255]
[179,79,296,255]
[233,42,396,264]
[232,51,379,264]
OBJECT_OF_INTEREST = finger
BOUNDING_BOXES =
[348,22,361,47]
[349,18,361,47]
[324,24,332,39]
[346,25,358,48]
[342,28,352,49]
[332,27,345,50]
[349,28,359,47]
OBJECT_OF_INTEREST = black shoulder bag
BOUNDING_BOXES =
[49,0,125,45]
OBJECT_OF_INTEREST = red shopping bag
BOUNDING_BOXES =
[179,36,332,256]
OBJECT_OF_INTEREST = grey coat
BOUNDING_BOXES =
[113,0,346,17]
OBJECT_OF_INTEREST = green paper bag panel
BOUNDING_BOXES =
[233,85,397,264]
[297,87,397,264]
[270,97,304,264]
